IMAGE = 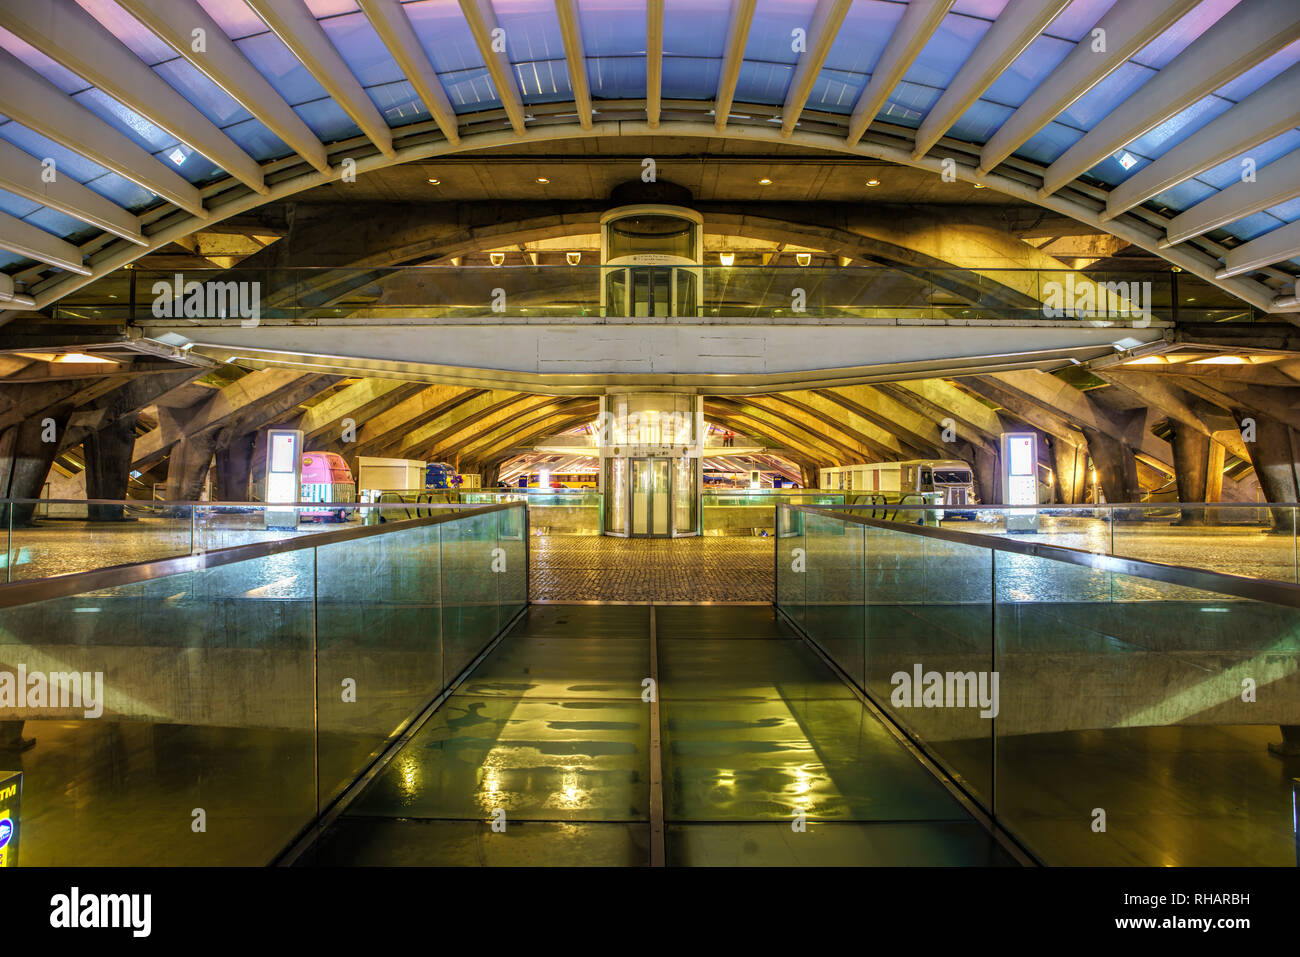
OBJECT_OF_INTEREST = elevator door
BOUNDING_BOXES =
[630,458,671,537]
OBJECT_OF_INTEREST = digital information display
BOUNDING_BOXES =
[269,432,296,473]
[264,429,304,530]
[1000,432,1040,533]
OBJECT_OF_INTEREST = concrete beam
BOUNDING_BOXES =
[131,370,324,470]
[745,393,916,461]
[1089,369,1251,462]
[334,385,484,457]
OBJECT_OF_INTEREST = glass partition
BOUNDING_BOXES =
[776,504,1300,866]
[56,266,1256,325]
[829,502,1299,583]
[0,503,526,865]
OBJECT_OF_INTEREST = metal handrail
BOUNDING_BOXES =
[781,503,1300,608]
[0,502,523,609]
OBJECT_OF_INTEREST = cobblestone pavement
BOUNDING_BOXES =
[529,535,774,602]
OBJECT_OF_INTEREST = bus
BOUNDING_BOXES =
[299,451,356,522]
[522,471,598,489]
[820,459,977,518]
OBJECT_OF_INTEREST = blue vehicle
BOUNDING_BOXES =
[425,462,456,489]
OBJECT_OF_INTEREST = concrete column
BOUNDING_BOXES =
[1169,422,1224,524]
[1236,412,1298,532]
[972,444,999,505]
[164,432,218,503]
[214,432,255,502]
[84,412,138,521]
[1050,436,1087,505]
[1083,427,1141,509]
[0,413,68,526]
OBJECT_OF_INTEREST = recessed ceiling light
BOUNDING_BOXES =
[536,177,549,184]
[758,177,772,185]
[426,177,440,185]
[865,179,880,187]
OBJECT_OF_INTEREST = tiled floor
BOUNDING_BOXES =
[529,535,773,602]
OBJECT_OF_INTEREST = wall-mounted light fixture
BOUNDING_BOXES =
[490,252,506,266]
[566,252,581,266]
[795,252,812,267]
[719,252,735,266]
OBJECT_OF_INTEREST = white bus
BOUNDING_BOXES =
[819,459,978,518]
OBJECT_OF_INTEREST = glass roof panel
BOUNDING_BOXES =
[291,97,363,142]
[950,0,1011,18]
[1014,121,1085,165]
[513,59,573,102]
[903,11,992,90]
[404,0,498,94]
[1150,177,1215,212]
[586,56,646,100]
[663,56,722,99]
[949,98,1014,144]
[365,79,432,126]
[1215,209,1286,243]
[77,0,178,65]
[436,67,505,112]
[806,68,865,114]
[196,0,271,42]
[742,0,818,66]
[0,119,158,209]
[1056,61,1150,129]
[1124,95,1232,159]
[0,26,86,93]
[318,11,408,87]
[234,32,335,106]
[1045,0,1120,43]
[577,0,649,58]
[1129,0,1241,70]
[1197,130,1300,189]
[983,34,1073,109]
[735,59,794,106]
[0,187,40,220]
[152,58,255,128]
[1214,38,1300,101]
[876,80,940,129]
[664,0,730,58]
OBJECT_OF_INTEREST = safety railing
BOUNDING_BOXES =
[460,488,603,535]
[49,264,1258,325]
[774,504,1300,866]
[824,500,1298,582]
[0,501,527,866]
[0,498,486,582]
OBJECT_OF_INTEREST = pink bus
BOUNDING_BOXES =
[299,452,356,522]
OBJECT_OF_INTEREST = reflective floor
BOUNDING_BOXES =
[309,603,1014,866]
